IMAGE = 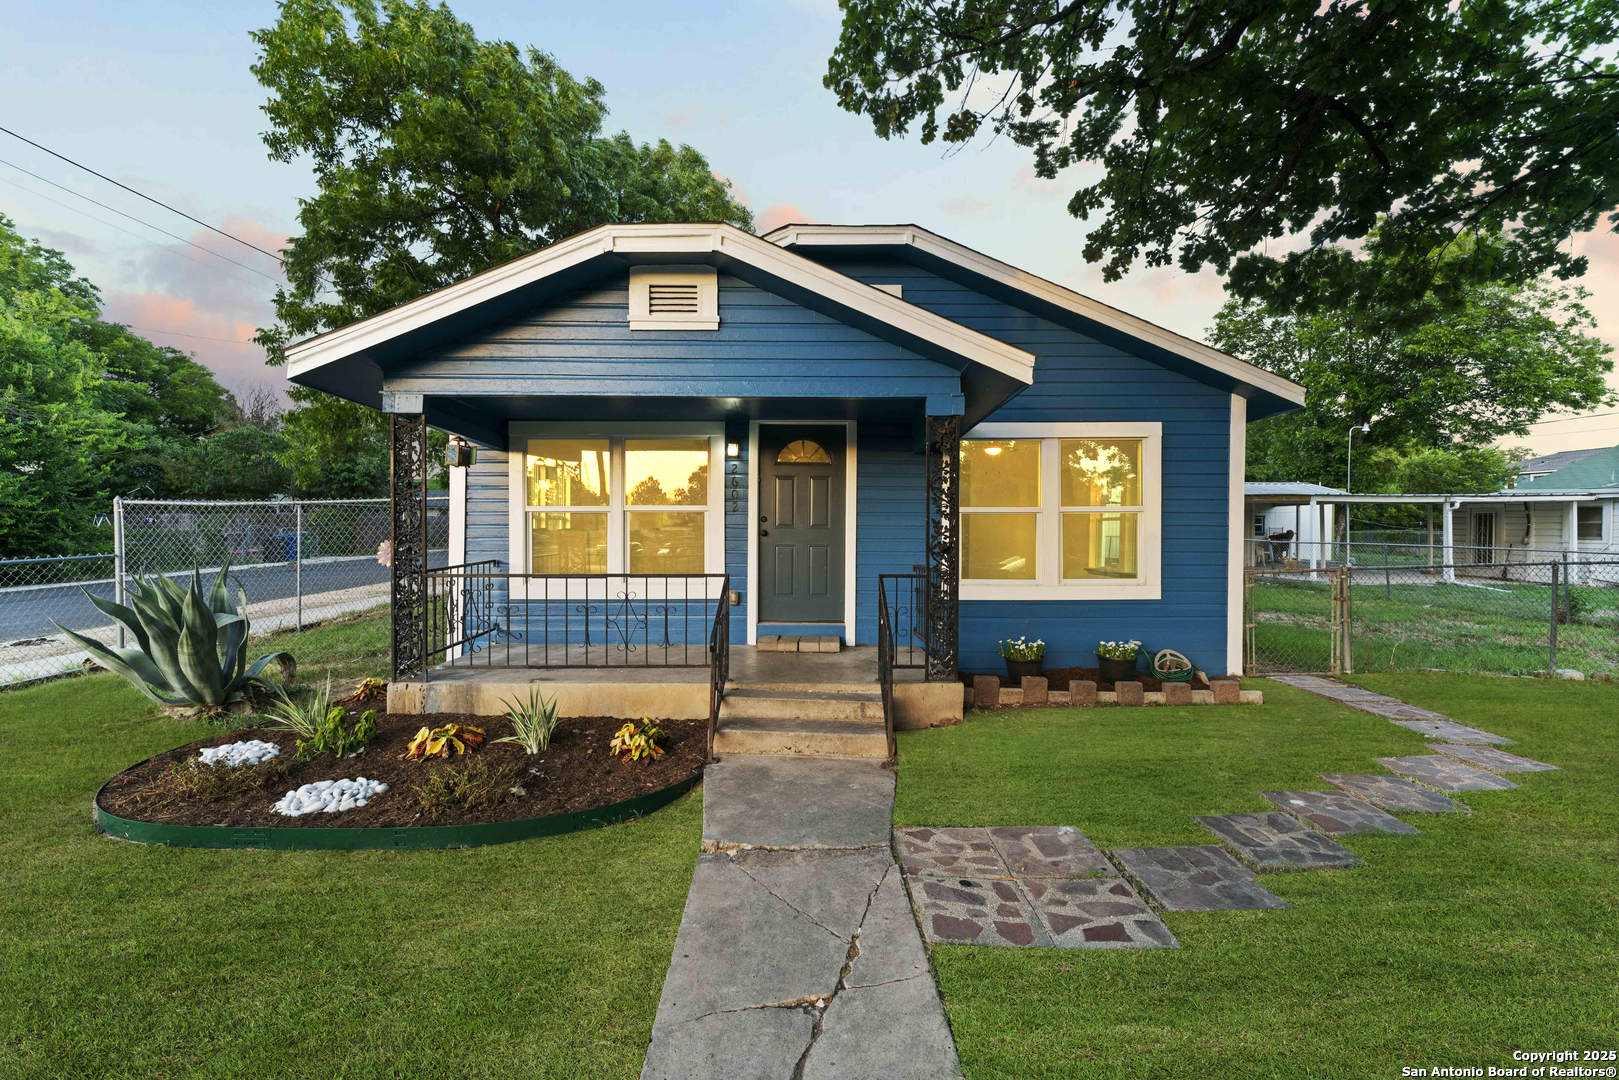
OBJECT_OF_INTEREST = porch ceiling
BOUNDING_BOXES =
[425,394,938,448]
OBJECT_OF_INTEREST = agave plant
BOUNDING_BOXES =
[55,564,294,712]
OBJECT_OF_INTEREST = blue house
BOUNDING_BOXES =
[287,223,1303,750]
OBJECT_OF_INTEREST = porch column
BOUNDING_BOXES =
[1441,500,1456,583]
[388,405,429,680]
[923,412,961,681]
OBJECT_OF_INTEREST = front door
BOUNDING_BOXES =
[759,425,844,623]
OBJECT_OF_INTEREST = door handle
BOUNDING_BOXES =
[759,529,770,537]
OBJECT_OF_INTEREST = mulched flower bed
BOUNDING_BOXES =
[98,707,706,830]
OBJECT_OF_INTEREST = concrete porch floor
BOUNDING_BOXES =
[386,645,959,728]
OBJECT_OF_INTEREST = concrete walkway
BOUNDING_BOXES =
[641,756,963,1080]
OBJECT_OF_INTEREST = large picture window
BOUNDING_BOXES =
[511,428,722,578]
[960,423,1161,600]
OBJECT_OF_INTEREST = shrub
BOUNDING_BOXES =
[296,708,377,761]
[413,760,525,817]
[55,564,295,713]
[496,688,561,754]
[609,720,665,763]
[265,676,334,740]
[403,723,485,760]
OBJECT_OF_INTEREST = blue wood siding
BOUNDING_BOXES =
[824,257,1235,675]
[855,423,926,647]
[383,274,962,401]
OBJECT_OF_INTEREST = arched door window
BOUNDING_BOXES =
[776,439,831,464]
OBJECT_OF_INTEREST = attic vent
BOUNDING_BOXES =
[648,283,701,314]
[629,266,719,330]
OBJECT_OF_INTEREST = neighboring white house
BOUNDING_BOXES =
[1249,446,1619,583]
[1244,482,1341,567]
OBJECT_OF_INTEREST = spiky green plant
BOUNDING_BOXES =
[495,688,561,754]
[55,564,294,712]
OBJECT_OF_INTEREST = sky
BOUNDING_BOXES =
[3,0,1616,458]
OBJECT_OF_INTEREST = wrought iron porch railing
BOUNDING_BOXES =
[880,572,930,673]
[422,564,730,673]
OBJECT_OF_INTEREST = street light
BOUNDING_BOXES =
[1346,423,1371,493]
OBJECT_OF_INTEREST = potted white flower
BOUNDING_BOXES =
[998,637,1046,682]
[1096,639,1142,685]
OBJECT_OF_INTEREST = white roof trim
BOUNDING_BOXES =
[765,223,1305,407]
[286,222,1036,384]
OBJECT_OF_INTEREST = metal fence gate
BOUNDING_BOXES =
[1,496,448,687]
[1247,558,1619,677]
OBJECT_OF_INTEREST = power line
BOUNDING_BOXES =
[1530,410,1619,426]
[123,324,260,346]
[0,156,281,283]
[0,124,285,265]
[0,173,262,288]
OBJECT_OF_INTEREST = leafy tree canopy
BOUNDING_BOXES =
[250,0,754,494]
[1214,241,1614,492]
[0,215,240,556]
[825,0,1619,311]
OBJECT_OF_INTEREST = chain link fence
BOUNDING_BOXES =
[1,497,448,687]
[1247,553,1619,678]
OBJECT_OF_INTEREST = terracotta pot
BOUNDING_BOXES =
[1004,657,1044,682]
[1096,653,1138,685]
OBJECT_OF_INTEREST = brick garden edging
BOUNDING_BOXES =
[965,674,1262,709]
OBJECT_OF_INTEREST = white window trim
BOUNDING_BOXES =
[960,422,1162,601]
[628,265,719,331]
[507,422,724,600]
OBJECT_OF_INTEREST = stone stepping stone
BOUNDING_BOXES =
[1350,701,1452,721]
[1110,845,1292,911]
[1375,756,1519,792]
[1432,744,1557,773]
[1387,719,1514,745]
[892,827,1010,879]
[1322,774,1468,814]
[910,873,1051,947]
[1019,877,1179,949]
[1260,790,1420,836]
[1195,812,1365,871]
[986,826,1117,879]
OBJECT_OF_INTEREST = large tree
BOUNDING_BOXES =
[824,0,1619,311]
[1210,244,1614,490]
[250,0,754,494]
[0,215,236,556]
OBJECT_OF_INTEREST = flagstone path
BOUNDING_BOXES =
[641,676,1559,1075]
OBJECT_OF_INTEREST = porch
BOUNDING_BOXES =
[385,644,964,750]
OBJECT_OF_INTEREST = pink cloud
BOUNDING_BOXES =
[943,194,994,217]
[757,204,818,234]
[100,288,280,399]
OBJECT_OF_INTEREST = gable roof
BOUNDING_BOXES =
[285,222,1036,418]
[764,223,1306,420]
[1515,445,1611,478]
[1516,445,1619,492]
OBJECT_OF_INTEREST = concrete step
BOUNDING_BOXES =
[718,687,885,722]
[712,716,889,758]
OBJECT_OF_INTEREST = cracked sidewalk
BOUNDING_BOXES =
[640,757,963,1080]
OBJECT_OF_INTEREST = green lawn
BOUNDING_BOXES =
[0,617,697,1079]
[898,676,1618,1079]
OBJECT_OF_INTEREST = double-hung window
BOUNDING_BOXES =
[509,425,723,583]
[959,423,1161,600]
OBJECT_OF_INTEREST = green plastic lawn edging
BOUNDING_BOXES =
[93,765,702,851]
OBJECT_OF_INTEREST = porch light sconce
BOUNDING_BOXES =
[726,442,740,458]
[444,438,476,469]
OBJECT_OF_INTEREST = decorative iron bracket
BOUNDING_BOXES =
[923,414,960,681]
[391,413,428,680]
